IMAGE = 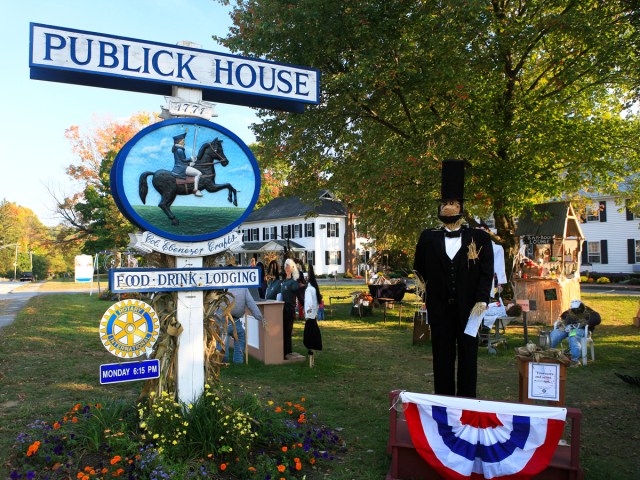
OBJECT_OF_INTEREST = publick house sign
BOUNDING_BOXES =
[29,23,320,112]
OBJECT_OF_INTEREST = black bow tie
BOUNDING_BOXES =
[444,230,462,238]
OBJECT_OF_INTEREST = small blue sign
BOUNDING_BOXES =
[100,359,160,384]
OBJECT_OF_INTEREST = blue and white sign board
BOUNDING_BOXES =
[30,23,320,113]
[100,359,160,384]
[109,267,261,293]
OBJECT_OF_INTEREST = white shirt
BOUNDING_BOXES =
[444,228,462,260]
[492,243,507,284]
[304,284,319,319]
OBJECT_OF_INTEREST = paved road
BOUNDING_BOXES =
[0,281,43,329]
[0,281,93,330]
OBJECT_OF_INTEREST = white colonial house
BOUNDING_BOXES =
[232,191,374,275]
[578,195,640,274]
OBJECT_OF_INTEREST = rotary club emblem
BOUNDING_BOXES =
[99,299,159,358]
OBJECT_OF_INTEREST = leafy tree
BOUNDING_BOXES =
[0,200,49,278]
[55,113,157,253]
[251,142,288,209]
[216,0,640,280]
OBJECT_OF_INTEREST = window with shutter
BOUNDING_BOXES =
[600,240,608,264]
[587,241,601,264]
[599,201,607,222]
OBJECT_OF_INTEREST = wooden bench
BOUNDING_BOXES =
[386,390,584,480]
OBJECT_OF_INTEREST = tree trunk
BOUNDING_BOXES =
[344,210,357,275]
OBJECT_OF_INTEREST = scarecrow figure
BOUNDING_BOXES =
[413,159,494,398]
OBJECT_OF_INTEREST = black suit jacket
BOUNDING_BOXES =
[413,227,494,327]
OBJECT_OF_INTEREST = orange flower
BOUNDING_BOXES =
[112,468,124,477]
[53,422,61,429]
[220,463,227,471]
[248,466,256,472]
[297,414,306,424]
[281,446,288,452]
[300,397,305,402]
[277,464,286,472]
[26,441,41,457]
[110,455,122,465]
[309,457,316,465]
[82,476,89,480]
[76,473,84,479]
[71,417,79,423]
[73,403,82,412]
[84,466,92,472]
[101,468,109,474]
[294,458,300,463]
[295,462,302,471]
[275,407,282,413]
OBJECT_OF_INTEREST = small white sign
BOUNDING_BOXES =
[74,254,94,283]
[528,362,560,402]
[128,231,243,257]
[162,97,217,120]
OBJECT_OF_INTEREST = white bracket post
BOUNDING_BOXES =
[176,256,205,404]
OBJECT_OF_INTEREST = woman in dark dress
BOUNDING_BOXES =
[281,258,302,360]
[303,262,323,367]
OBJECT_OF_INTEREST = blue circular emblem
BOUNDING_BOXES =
[111,118,261,242]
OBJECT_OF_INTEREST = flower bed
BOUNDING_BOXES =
[6,384,343,479]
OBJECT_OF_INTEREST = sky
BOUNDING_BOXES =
[0,0,259,226]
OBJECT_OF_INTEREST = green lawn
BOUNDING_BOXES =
[0,282,639,479]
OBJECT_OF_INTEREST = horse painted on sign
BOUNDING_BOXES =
[139,138,238,226]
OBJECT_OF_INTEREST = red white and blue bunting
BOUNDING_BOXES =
[399,392,567,480]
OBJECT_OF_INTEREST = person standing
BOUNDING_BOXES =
[218,286,264,364]
[303,263,323,367]
[265,260,282,300]
[413,159,494,398]
[281,258,303,360]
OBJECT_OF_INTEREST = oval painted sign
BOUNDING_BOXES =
[111,118,261,242]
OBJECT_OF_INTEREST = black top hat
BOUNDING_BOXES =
[439,159,465,202]
[173,133,187,143]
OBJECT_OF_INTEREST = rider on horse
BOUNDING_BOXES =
[170,133,203,197]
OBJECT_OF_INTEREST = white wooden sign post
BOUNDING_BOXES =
[175,255,205,404]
